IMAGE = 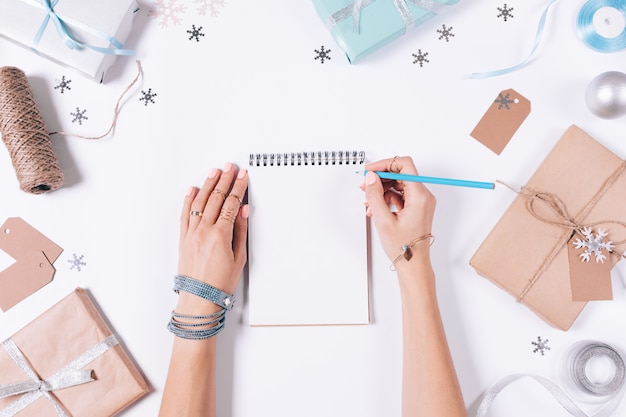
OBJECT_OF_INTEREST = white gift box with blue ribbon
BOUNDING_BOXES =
[0,0,137,82]
[312,0,459,63]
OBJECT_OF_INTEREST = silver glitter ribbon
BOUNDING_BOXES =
[476,342,626,417]
[0,334,119,417]
[326,0,452,33]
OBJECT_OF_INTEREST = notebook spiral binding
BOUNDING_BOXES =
[249,151,365,167]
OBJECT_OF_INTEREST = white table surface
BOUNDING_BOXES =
[1,1,626,416]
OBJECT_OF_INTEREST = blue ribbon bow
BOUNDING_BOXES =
[32,0,135,56]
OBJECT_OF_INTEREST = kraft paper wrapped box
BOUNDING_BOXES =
[0,288,149,416]
[312,0,459,63]
[470,125,626,331]
[0,0,138,82]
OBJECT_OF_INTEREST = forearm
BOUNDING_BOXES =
[396,257,466,417]
[159,294,221,417]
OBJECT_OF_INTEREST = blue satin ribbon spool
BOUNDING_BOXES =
[577,0,626,52]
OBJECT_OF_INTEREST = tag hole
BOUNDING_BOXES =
[39,263,44,268]
[513,98,520,104]
[3,228,9,235]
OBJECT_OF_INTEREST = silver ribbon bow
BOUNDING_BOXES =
[327,0,452,33]
[0,335,119,417]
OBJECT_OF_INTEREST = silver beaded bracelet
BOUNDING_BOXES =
[167,310,226,340]
[173,274,236,310]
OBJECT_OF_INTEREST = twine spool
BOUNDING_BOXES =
[0,66,64,194]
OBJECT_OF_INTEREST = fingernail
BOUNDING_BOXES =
[238,169,247,179]
[241,204,250,219]
[224,162,233,172]
[366,171,377,185]
[208,168,218,179]
[186,186,195,196]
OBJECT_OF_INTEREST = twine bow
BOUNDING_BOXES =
[327,0,451,33]
[0,335,119,417]
[31,0,135,56]
[497,160,626,301]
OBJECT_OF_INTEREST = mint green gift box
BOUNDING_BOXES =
[312,0,459,63]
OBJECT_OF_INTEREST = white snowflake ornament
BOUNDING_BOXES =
[573,227,614,263]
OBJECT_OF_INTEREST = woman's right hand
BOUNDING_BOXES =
[361,156,436,270]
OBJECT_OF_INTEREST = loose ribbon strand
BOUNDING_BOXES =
[469,0,559,79]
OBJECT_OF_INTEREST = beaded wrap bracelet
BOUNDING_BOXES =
[167,275,236,340]
[173,274,235,310]
[167,310,226,340]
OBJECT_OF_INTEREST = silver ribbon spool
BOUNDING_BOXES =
[476,341,626,417]
[566,341,626,401]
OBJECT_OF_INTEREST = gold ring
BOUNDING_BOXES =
[390,156,400,173]
[218,207,237,224]
[212,189,226,201]
[227,194,243,205]
[190,211,203,217]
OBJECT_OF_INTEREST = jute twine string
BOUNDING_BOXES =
[496,161,626,301]
[0,61,142,194]
[0,66,64,194]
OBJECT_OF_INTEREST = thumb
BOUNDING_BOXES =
[365,171,392,225]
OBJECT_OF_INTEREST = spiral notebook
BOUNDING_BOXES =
[247,151,370,326]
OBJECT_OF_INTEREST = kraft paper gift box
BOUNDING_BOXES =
[470,125,626,331]
[0,288,149,416]
[0,0,138,82]
[312,0,459,63]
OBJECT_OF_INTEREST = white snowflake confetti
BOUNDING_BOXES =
[314,46,331,63]
[54,76,72,94]
[437,24,455,42]
[195,0,226,17]
[497,4,514,21]
[139,88,158,106]
[149,0,187,28]
[68,253,86,271]
[412,49,429,67]
[532,336,550,355]
[574,227,614,263]
[70,107,88,125]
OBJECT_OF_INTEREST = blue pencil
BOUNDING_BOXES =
[356,170,495,190]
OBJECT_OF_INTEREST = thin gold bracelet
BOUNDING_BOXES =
[390,233,434,271]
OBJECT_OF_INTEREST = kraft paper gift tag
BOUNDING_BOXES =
[567,232,613,301]
[0,217,62,311]
[470,88,531,155]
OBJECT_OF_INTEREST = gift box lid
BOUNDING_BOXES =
[0,0,138,82]
[0,288,150,416]
[312,0,459,63]
[470,125,626,330]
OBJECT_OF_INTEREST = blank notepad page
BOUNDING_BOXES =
[247,151,370,326]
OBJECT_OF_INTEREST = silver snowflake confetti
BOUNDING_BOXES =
[437,24,455,42]
[70,107,88,124]
[187,24,205,41]
[149,0,186,28]
[532,336,550,355]
[54,76,72,94]
[495,92,517,109]
[497,4,514,21]
[139,88,157,106]
[574,227,614,263]
[68,253,86,271]
[314,46,331,63]
[412,49,429,67]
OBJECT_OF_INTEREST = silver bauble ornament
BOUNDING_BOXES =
[585,71,626,119]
